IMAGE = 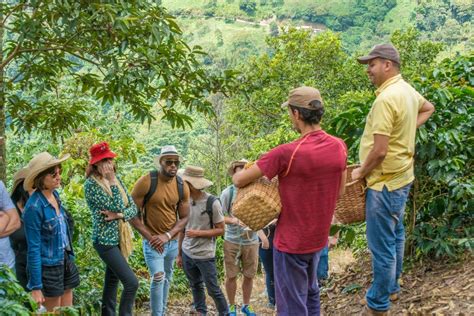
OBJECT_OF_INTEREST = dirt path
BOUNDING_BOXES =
[139,250,473,315]
[321,252,473,315]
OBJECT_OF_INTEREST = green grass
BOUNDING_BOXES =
[162,0,358,20]
[381,0,417,33]
[175,17,268,66]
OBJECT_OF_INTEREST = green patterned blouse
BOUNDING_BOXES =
[84,176,137,246]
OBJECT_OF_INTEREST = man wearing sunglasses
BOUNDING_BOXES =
[132,145,190,316]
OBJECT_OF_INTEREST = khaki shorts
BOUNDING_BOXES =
[223,240,259,279]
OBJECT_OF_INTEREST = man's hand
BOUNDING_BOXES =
[149,234,169,252]
[328,235,338,249]
[351,167,363,181]
[31,290,45,305]
[232,217,247,227]
[185,229,202,238]
[176,254,183,268]
[101,210,123,221]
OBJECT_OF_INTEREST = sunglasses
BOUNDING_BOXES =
[48,169,61,178]
[164,160,180,167]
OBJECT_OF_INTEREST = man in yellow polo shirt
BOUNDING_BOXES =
[352,44,434,315]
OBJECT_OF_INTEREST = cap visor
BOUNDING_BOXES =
[357,55,375,64]
[281,101,289,109]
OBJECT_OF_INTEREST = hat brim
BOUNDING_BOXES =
[281,101,289,109]
[23,154,70,192]
[89,152,117,165]
[154,154,182,168]
[182,176,213,190]
[11,167,30,194]
[357,55,377,64]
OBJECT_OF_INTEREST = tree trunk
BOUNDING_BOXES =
[0,7,6,182]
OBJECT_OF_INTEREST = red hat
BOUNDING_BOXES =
[89,142,117,165]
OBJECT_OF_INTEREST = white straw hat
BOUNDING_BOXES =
[23,152,70,191]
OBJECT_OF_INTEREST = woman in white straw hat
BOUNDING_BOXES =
[23,152,79,312]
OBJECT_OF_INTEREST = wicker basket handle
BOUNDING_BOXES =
[283,133,312,177]
[346,179,366,196]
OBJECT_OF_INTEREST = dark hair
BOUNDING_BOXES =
[33,165,60,190]
[11,180,29,212]
[85,158,116,178]
[289,100,324,125]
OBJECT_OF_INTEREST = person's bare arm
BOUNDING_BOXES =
[338,169,347,199]
[232,164,263,188]
[352,134,389,180]
[417,101,435,128]
[0,208,20,237]
[176,231,185,268]
[257,230,269,249]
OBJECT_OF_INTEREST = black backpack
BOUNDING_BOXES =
[142,170,184,225]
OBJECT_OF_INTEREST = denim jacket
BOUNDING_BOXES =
[23,190,74,290]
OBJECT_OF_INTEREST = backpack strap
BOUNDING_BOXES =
[176,175,184,204]
[228,185,234,214]
[175,175,184,217]
[204,195,218,229]
[142,170,158,226]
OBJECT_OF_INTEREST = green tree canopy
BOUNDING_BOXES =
[0,0,233,180]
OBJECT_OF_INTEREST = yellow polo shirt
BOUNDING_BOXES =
[359,74,426,191]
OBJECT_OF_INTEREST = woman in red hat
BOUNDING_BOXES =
[84,142,139,316]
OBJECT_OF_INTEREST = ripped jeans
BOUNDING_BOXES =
[143,239,179,316]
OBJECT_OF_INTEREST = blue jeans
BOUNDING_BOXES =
[182,252,229,315]
[316,245,329,281]
[366,183,411,311]
[259,245,275,306]
[143,239,179,316]
[274,247,323,316]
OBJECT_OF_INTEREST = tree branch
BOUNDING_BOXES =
[0,44,21,70]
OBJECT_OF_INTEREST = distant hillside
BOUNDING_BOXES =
[161,0,473,67]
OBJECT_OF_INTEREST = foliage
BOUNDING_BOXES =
[408,53,473,258]
[0,266,36,315]
[0,0,234,181]
[239,0,257,15]
[226,29,368,157]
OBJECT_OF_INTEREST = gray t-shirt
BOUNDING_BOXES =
[0,180,16,269]
[220,185,258,246]
[182,193,225,260]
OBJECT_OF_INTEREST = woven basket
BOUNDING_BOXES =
[232,177,281,231]
[334,165,366,224]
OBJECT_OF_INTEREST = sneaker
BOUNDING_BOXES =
[229,304,237,316]
[267,302,275,310]
[241,304,256,316]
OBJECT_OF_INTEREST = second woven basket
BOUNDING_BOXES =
[232,177,281,231]
[334,164,367,224]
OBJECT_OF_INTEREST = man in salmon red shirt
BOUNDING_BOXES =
[233,86,347,316]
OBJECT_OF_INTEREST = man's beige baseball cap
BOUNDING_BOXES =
[281,86,323,110]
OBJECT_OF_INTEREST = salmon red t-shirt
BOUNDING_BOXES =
[257,130,347,254]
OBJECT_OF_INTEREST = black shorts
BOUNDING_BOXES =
[41,253,80,297]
